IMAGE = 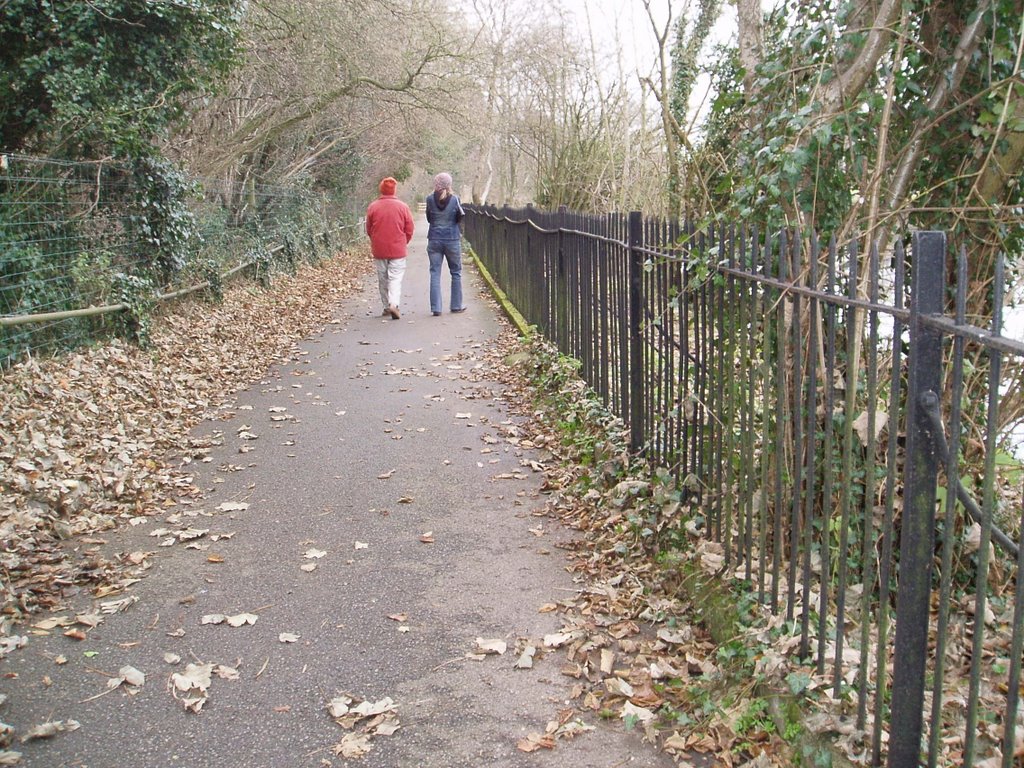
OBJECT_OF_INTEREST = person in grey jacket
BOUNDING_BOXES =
[424,172,466,315]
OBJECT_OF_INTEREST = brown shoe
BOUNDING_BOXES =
[388,305,401,320]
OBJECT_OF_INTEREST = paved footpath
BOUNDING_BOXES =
[2,216,674,767]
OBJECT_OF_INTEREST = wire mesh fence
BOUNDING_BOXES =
[464,203,1024,767]
[0,154,357,366]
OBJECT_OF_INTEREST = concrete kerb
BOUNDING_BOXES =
[464,246,534,339]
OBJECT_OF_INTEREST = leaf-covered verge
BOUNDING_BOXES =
[0,249,371,629]
[486,341,800,766]
[488,338,1022,768]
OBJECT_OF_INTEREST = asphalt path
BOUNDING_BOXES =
[2,215,674,767]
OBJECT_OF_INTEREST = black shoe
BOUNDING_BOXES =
[451,307,467,313]
[432,311,441,316]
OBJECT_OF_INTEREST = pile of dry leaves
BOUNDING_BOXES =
[0,250,371,628]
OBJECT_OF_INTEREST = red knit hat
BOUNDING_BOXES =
[379,177,397,195]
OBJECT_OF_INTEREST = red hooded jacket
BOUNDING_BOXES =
[366,194,414,259]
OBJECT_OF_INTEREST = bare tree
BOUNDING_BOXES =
[640,0,724,219]
[171,0,471,205]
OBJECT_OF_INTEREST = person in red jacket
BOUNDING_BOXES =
[365,177,414,319]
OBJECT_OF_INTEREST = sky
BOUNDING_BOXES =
[561,0,739,121]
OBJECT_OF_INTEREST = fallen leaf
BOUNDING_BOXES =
[604,678,634,697]
[475,638,507,655]
[553,719,594,739]
[515,646,537,669]
[213,664,239,680]
[372,718,400,737]
[516,733,555,752]
[21,720,80,742]
[621,701,655,724]
[327,695,353,718]
[354,541,369,550]
[116,665,145,688]
[304,548,326,559]
[170,662,215,712]
[419,532,434,544]
[99,595,138,614]
[279,633,300,643]
[351,698,398,718]
[334,733,372,758]
[544,632,574,648]
[216,501,249,512]
[664,732,690,751]
[657,627,691,645]
[300,563,317,572]
[226,613,258,627]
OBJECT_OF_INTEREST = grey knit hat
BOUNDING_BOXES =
[433,172,453,193]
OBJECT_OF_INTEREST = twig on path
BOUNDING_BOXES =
[255,657,270,678]
[83,664,117,678]
[430,656,467,672]
[147,613,159,630]
[78,686,118,704]
[227,488,255,503]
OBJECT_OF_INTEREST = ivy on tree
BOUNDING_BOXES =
[0,0,241,157]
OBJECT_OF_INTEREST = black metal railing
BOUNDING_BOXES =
[464,203,1024,768]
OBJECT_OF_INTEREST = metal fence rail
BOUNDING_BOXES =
[1,154,352,365]
[464,203,1024,768]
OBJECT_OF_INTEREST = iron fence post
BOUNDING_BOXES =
[556,205,567,338]
[628,211,644,453]
[888,231,946,768]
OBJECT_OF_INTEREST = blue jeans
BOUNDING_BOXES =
[427,240,463,313]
